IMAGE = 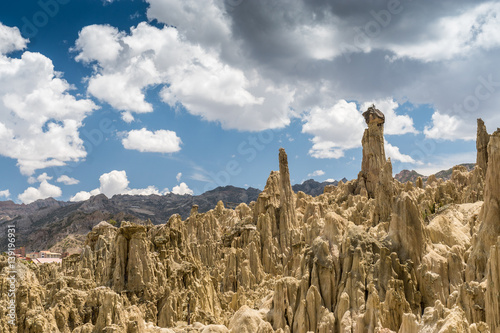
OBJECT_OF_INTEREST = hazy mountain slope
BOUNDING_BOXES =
[395,163,475,183]
[0,186,261,251]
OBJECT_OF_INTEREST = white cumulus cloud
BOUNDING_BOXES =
[176,172,182,182]
[28,172,53,184]
[0,189,10,198]
[57,175,80,185]
[0,23,98,176]
[171,182,194,195]
[69,170,171,201]
[18,180,62,204]
[424,111,476,141]
[307,170,325,177]
[0,24,27,54]
[122,128,182,153]
[384,141,418,164]
[98,170,129,197]
[70,189,101,202]
[126,186,161,196]
[302,100,365,159]
[73,22,294,131]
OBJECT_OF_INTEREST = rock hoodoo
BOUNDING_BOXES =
[1,117,499,332]
[360,105,387,198]
[476,118,490,178]
[467,129,500,281]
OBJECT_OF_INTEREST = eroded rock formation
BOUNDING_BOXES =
[1,119,499,333]
[476,118,490,178]
[467,129,500,282]
[360,105,387,198]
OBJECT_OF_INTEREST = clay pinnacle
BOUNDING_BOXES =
[362,104,385,125]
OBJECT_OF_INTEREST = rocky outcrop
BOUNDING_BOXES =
[373,158,394,224]
[388,193,429,266]
[485,237,500,332]
[476,118,490,178]
[360,105,386,198]
[278,148,297,259]
[467,129,500,281]
[2,121,500,333]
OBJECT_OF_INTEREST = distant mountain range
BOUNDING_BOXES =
[394,163,475,183]
[0,180,334,252]
[292,178,347,196]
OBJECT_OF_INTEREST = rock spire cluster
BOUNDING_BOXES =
[1,113,499,332]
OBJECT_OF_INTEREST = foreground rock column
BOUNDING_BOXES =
[486,237,500,332]
[373,158,394,224]
[361,105,386,198]
[388,193,429,266]
[476,118,490,178]
[279,148,296,257]
[467,128,500,281]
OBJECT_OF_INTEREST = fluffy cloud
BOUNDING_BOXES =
[0,23,98,176]
[72,0,500,154]
[122,128,182,153]
[69,170,177,201]
[424,112,476,141]
[302,100,365,159]
[171,182,194,195]
[73,22,294,130]
[0,24,27,54]
[28,172,53,184]
[385,2,500,62]
[18,180,62,204]
[70,189,100,202]
[57,175,80,185]
[384,141,417,164]
[98,170,129,197]
[176,172,182,182]
[221,0,500,140]
[146,0,231,49]
[126,186,161,196]
[0,189,10,198]
[307,170,325,177]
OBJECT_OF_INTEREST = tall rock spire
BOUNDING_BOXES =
[467,128,500,281]
[476,118,490,178]
[360,105,386,198]
[278,148,296,256]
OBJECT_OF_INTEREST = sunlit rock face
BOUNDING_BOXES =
[1,120,499,333]
[476,118,490,179]
[360,105,386,199]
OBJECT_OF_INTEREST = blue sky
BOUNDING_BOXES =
[0,0,497,203]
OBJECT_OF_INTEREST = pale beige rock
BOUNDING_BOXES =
[388,193,429,266]
[373,158,394,224]
[467,129,500,281]
[279,147,297,259]
[228,306,273,333]
[476,118,490,178]
[3,121,500,333]
[360,106,386,198]
[485,237,500,332]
